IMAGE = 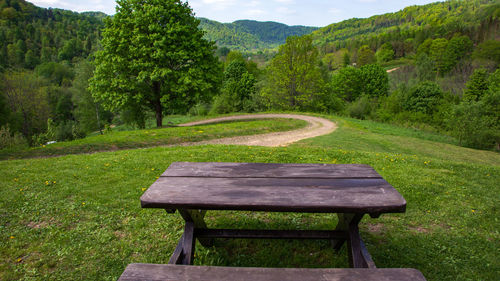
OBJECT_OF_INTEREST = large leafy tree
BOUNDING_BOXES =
[263,35,325,110]
[89,0,221,127]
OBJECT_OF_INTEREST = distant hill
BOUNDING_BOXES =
[312,0,499,52]
[199,18,318,51]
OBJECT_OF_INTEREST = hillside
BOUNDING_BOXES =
[199,18,318,51]
[0,0,104,70]
[313,0,499,53]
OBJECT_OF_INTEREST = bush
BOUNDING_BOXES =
[447,100,498,149]
[347,95,375,120]
[403,81,444,114]
[188,102,210,116]
[0,125,27,149]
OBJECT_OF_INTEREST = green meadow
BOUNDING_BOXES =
[1,115,498,280]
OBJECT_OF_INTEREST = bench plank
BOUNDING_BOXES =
[162,162,383,179]
[118,264,427,281]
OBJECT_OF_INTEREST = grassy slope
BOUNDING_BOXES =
[0,118,307,160]
[0,114,498,280]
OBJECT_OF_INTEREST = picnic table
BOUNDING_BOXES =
[139,162,408,268]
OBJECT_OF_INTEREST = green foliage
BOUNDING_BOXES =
[313,0,499,55]
[376,43,394,63]
[0,0,103,69]
[329,64,388,104]
[472,40,500,65]
[357,45,375,66]
[359,64,389,97]
[415,53,435,81]
[71,60,112,134]
[89,0,222,128]
[403,81,444,114]
[329,67,362,102]
[211,61,257,114]
[262,35,326,111]
[463,68,490,101]
[35,62,74,86]
[0,71,50,141]
[0,124,27,149]
[347,95,375,120]
[443,35,473,72]
[448,100,498,149]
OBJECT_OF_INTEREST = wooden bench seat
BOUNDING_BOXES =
[118,263,427,281]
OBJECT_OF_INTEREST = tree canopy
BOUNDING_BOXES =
[89,0,221,127]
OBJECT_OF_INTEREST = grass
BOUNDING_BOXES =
[0,118,307,160]
[0,114,498,280]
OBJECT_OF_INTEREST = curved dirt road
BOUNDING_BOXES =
[178,114,337,147]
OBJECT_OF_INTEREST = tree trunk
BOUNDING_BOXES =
[152,81,163,128]
[155,100,163,128]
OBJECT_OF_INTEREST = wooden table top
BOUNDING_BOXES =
[140,162,406,214]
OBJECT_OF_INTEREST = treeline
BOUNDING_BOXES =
[0,0,108,149]
[199,18,317,51]
[315,0,499,64]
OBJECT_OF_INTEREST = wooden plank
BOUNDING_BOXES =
[118,264,427,281]
[194,228,348,240]
[162,162,382,179]
[141,177,406,213]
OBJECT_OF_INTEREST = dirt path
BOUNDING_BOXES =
[386,67,400,73]
[177,114,337,147]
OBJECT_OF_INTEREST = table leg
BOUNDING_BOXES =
[178,209,214,247]
[168,222,195,265]
[332,213,376,268]
[332,213,362,250]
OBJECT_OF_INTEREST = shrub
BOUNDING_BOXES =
[0,125,27,149]
[403,81,444,114]
[347,95,375,120]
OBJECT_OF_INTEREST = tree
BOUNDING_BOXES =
[463,68,490,102]
[211,61,256,114]
[89,0,222,128]
[403,81,443,114]
[359,64,389,97]
[429,38,448,76]
[263,35,325,110]
[329,67,363,102]
[376,43,394,63]
[72,60,111,134]
[442,35,472,73]
[472,40,500,66]
[357,45,375,66]
[1,71,50,142]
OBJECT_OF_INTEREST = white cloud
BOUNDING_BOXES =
[276,6,295,15]
[329,8,342,14]
[246,9,266,16]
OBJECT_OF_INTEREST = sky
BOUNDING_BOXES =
[28,0,441,27]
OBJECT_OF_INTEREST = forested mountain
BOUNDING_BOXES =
[199,18,318,51]
[313,0,499,55]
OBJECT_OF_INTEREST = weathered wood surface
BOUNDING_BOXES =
[142,164,406,213]
[118,264,427,281]
[162,162,383,179]
[194,228,348,240]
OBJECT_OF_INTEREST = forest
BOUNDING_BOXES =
[0,0,499,151]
